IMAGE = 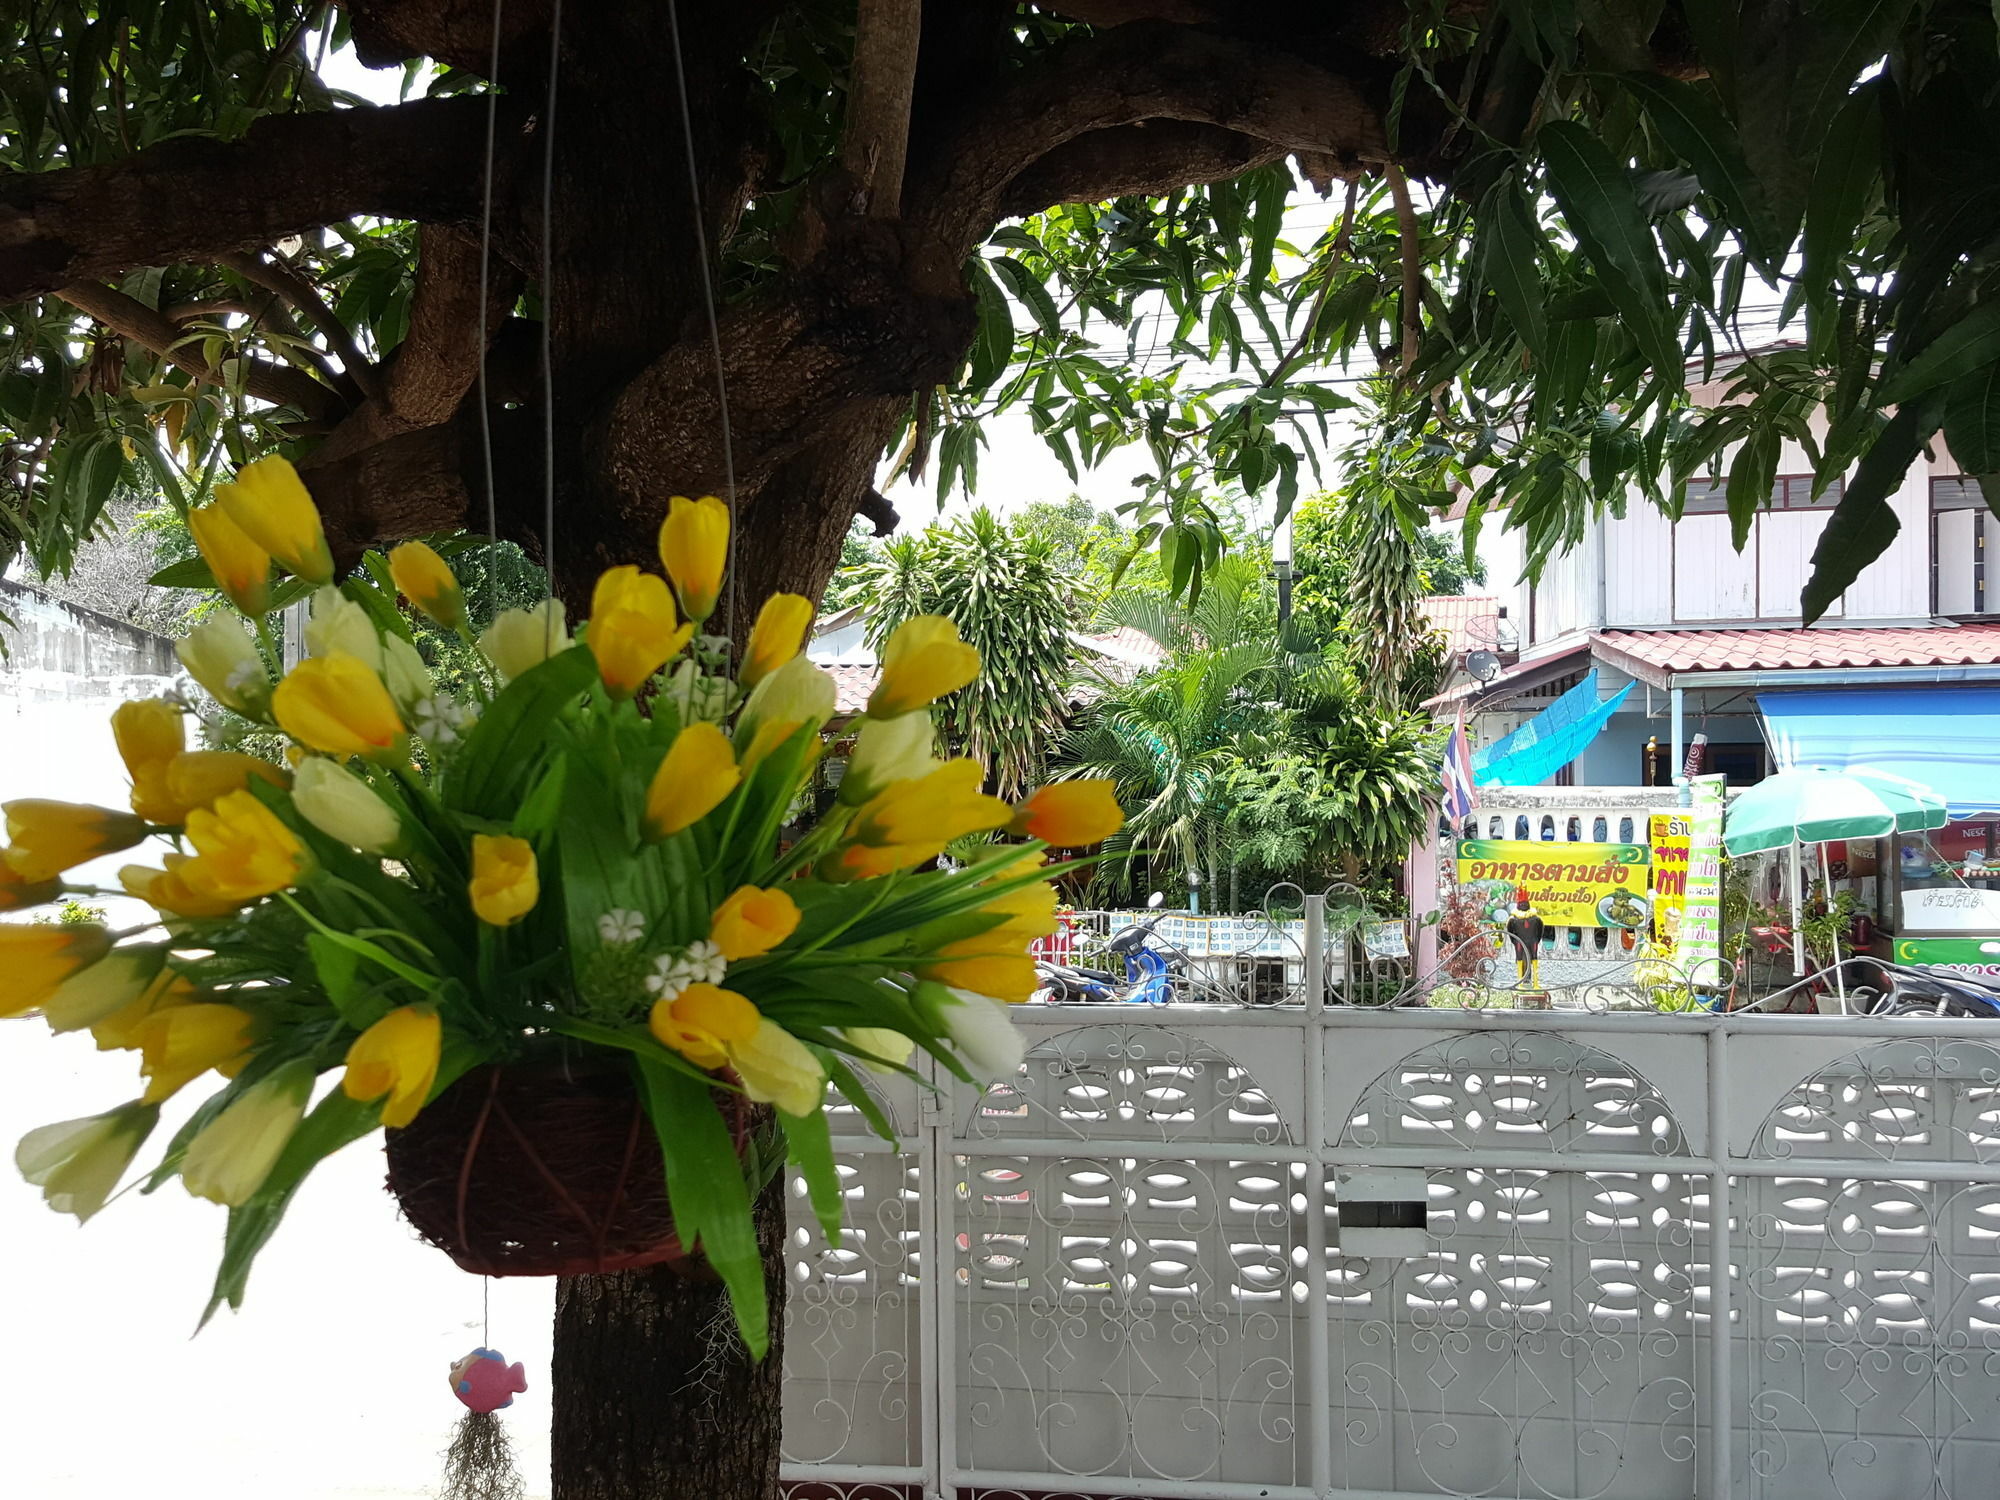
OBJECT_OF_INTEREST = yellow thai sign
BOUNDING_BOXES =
[1455,838,1652,929]
[1650,812,1691,953]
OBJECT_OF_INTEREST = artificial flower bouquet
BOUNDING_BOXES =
[2,457,1122,1354]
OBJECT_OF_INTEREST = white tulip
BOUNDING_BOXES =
[16,1102,159,1221]
[292,757,402,854]
[478,600,570,682]
[305,586,384,672]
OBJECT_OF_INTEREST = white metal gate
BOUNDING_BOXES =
[780,919,2000,1498]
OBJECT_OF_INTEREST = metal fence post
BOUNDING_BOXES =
[1303,894,1330,1497]
[1707,1021,1732,1498]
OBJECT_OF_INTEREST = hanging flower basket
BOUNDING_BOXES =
[385,1059,731,1279]
[3,456,1128,1356]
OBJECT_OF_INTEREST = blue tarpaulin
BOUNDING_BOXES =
[1474,670,1633,786]
[1758,688,2000,818]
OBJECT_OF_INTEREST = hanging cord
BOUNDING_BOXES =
[483,1275,491,1347]
[664,0,742,632]
[475,0,505,627]
[539,0,564,643]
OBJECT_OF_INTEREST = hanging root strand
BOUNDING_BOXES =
[440,1410,525,1500]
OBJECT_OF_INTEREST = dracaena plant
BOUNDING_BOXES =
[1,458,1123,1355]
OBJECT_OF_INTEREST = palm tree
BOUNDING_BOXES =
[852,508,1075,797]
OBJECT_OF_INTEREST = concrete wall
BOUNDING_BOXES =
[1,578,178,687]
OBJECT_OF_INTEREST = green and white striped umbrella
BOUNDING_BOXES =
[1723,765,1950,856]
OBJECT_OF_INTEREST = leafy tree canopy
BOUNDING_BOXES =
[3,1,1990,632]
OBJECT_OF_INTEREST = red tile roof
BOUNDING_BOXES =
[1420,595,1500,656]
[826,663,879,714]
[1594,624,2000,679]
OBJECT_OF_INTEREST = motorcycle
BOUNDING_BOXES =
[1035,892,1189,1004]
[1853,960,2000,1018]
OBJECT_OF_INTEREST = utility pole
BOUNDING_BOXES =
[1273,512,1294,631]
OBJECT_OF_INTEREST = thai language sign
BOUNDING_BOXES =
[1455,838,1651,929]
[1895,937,2000,977]
[1650,811,1690,953]
[1679,775,1727,985]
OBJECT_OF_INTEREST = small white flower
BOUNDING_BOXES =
[643,939,728,999]
[693,634,733,668]
[598,909,647,946]
[411,694,475,745]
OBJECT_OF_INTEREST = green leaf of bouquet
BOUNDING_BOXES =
[200,1090,381,1327]
[780,1103,844,1243]
[307,932,390,1030]
[821,1055,901,1144]
[448,644,598,817]
[633,1057,768,1360]
[147,554,218,590]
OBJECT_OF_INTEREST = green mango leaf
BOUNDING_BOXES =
[1619,70,1781,268]
[1877,300,2000,407]
[1481,182,1549,358]
[1943,363,2000,477]
[991,256,1062,338]
[964,257,1014,391]
[1725,423,1780,551]
[634,1058,768,1360]
[1539,121,1679,381]
[1799,82,1882,312]
[1801,400,1941,623]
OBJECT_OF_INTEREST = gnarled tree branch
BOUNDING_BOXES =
[998,120,1289,218]
[0,97,517,299]
[55,279,343,421]
[220,249,384,400]
[843,0,924,217]
[910,19,1388,254]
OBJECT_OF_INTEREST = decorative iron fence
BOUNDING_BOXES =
[780,899,2000,1500]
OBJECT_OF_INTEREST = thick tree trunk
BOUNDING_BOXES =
[550,1171,790,1500]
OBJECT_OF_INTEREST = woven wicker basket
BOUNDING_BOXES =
[384,1058,718,1278]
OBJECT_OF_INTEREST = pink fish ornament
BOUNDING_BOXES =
[449,1347,528,1414]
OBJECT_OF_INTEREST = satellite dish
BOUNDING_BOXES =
[1465,649,1502,683]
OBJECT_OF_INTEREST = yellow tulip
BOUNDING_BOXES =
[914,980,1025,1076]
[3,800,150,881]
[15,1102,160,1222]
[974,881,1062,941]
[742,592,813,686]
[738,654,837,741]
[469,834,538,926]
[657,495,730,623]
[1009,779,1125,847]
[588,566,691,697]
[867,615,980,718]
[0,862,61,912]
[726,1019,826,1116]
[41,946,167,1033]
[387,540,467,630]
[291,758,402,854]
[120,855,245,920]
[214,455,333,584]
[180,1062,312,1205]
[823,841,932,881]
[0,923,113,1017]
[180,790,304,903]
[645,722,741,838]
[478,600,570,682]
[90,967,196,1052]
[849,759,1010,852]
[272,652,405,758]
[342,1006,442,1129]
[649,981,760,1070]
[164,751,290,818]
[176,615,270,716]
[134,1001,255,1103]
[843,1026,915,1076]
[111,700,185,808]
[838,711,938,806]
[738,715,815,778]
[304,585,383,672]
[187,502,271,616]
[917,942,1039,1003]
[709,884,801,961]
[110,704,185,788]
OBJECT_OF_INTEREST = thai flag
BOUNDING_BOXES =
[1441,713,1477,823]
